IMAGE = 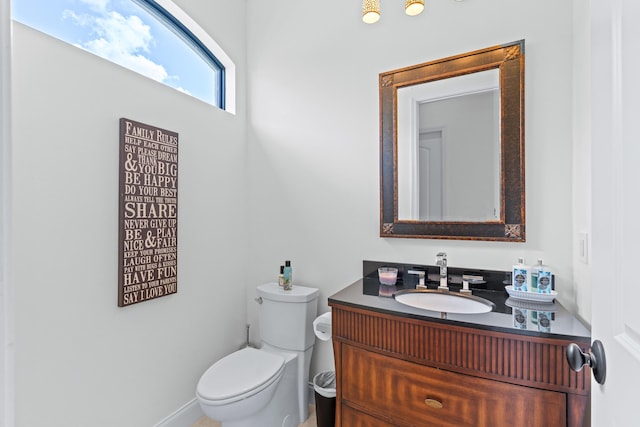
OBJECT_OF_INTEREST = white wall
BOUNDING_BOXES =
[246,0,587,375]
[1,0,14,425]
[572,0,592,324]
[10,0,247,424]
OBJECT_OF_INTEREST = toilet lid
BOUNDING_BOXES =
[197,347,285,402]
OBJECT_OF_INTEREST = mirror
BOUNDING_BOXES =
[380,40,525,241]
[397,69,501,222]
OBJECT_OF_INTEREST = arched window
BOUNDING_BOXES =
[12,0,235,112]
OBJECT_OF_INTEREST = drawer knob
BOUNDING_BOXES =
[424,398,443,409]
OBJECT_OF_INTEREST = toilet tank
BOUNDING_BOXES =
[257,283,319,351]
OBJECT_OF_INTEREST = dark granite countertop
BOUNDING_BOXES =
[328,261,591,341]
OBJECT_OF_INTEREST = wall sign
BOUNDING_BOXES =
[118,118,178,306]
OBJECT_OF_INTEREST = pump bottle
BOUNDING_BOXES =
[512,257,529,292]
[283,260,293,291]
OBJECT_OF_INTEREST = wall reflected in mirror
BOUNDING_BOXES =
[397,69,501,222]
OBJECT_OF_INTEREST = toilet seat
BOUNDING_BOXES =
[196,347,285,406]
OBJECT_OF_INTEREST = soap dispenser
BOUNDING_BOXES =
[512,257,529,292]
[533,259,552,294]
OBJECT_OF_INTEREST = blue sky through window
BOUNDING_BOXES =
[12,0,220,106]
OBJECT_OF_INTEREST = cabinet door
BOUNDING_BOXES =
[341,344,566,427]
[342,405,397,427]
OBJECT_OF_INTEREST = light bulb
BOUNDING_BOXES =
[363,10,381,23]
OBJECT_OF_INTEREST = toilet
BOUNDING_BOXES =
[196,282,319,427]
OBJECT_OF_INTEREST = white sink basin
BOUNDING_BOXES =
[393,290,495,315]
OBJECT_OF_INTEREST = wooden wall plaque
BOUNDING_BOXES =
[118,118,178,306]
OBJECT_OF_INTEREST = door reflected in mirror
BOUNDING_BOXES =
[397,69,501,222]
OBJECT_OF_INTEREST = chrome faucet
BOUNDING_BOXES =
[436,252,448,291]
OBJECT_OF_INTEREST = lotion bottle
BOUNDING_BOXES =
[283,260,292,291]
[512,257,529,292]
[534,259,552,294]
[530,260,539,293]
[513,307,527,329]
[278,265,285,287]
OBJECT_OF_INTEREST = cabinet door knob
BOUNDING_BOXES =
[424,398,443,409]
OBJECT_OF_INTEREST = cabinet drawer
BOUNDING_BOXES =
[342,405,396,427]
[341,344,566,427]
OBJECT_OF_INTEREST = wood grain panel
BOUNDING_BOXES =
[332,305,590,395]
[342,405,398,427]
[342,344,566,427]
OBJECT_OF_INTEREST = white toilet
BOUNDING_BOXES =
[196,282,319,427]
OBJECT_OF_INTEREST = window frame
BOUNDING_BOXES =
[133,0,226,109]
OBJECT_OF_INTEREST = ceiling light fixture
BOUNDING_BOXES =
[362,0,381,24]
[362,0,427,24]
[405,0,425,16]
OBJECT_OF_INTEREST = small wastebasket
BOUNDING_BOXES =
[313,370,336,427]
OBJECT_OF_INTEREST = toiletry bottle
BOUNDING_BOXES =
[513,308,527,329]
[512,257,529,292]
[283,260,292,291]
[534,259,552,294]
[537,311,552,332]
[278,265,285,287]
[530,261,539,293]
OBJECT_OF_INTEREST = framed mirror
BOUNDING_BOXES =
[380,40,525,241]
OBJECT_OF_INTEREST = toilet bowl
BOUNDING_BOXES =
[197,347,298,427]
[196,283,319,427]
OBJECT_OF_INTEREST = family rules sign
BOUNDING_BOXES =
[118,118,178,307]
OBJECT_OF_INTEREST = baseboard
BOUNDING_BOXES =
[154,397,204,427]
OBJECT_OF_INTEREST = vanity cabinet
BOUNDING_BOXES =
[329,304,590,427]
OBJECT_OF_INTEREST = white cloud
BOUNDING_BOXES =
[62,9,91,27]
[92,12,153,54]
[77,0,110,13]
[64,4,176,85]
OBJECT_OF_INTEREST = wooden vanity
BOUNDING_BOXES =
[329,272,591,427]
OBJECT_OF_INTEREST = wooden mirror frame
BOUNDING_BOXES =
[380,40,525,241]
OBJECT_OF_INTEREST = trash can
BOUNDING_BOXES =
[313,370,336,427]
